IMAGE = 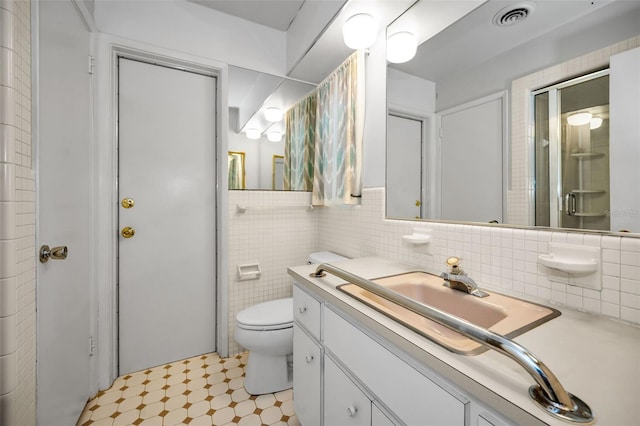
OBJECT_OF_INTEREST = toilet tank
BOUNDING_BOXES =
[308,251,349,264]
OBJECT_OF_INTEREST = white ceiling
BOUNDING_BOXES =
[189,0,305,31]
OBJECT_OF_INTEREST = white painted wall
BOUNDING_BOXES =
[387,68,435,115]
[93,0,287,75]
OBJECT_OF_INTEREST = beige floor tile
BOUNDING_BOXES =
[139,401,164,419]
[260,405,284,425]
[142,388,165,405]
[139,416,163,425]
[238,413,262,426]
[187,400,211,419]
[233,399,257,417]
[226,366,244,379]
[210,393,232,410]
[187,377,208,391]
[210,406,235,425]
[117,395,142,413]
[165,394,188,411]
[255,394,276,409]
[112,409,140,426]
[122,384,146,399]
[91,417,115,426]
[209,381,229,396]
[163,406,188,425]
[274,388,293,402]
[189,414,214,426]
[91,402,118,420]
[165,382,188,398]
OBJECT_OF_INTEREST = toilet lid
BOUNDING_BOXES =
[236,298,293,330]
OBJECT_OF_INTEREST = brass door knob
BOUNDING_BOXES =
[121,198,135,209]
[121,226,135,238]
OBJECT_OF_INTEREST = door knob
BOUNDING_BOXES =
[39,245,68,263]
[121,198,135,209]
[415,200,422,207]
[121,226,135,238]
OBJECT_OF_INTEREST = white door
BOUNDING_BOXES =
[118,58,217,374]
[36,1,92,424]
[440,96,504,223]
[387,113,423,218]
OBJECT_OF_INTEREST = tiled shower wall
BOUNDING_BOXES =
[507,35,640,226]
[228,190,318,355]
[0,0,36,425]
[318,188,640,326]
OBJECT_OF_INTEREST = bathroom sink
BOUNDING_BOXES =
[337,271,560,355]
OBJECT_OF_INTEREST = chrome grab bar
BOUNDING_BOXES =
[311,263,594,423]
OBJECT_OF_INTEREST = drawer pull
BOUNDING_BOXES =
[305,355,314,363]
[298,306,307,313]
[347,406,358,417]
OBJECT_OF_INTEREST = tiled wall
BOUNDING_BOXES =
[228,190,318,355]
[318,188,640,326]
[508,35,640,226]
[0,0,36,425]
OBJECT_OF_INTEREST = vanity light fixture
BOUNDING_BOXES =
[386,31,418,63]
[590,117,603,129]
[267,131,282,143]
[566,112,592,126]
[342,13,377,50]
[245,128,261,140]
[264,107,283,123]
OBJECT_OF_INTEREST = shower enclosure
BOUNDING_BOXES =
[533,70,610,231]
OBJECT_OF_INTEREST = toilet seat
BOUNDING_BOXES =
[236,298,293,331]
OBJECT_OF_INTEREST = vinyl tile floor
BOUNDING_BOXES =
[76,352,300,426]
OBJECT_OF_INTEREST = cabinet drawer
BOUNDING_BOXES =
[324,356,371,426]
[324,306,466,426]
[293,285,321,339]
[293,325,322,426]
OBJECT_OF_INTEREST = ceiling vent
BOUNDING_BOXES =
[493,2,536,27]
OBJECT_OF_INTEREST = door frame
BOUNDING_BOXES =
[386,109,431,219]
[93,34,229,390]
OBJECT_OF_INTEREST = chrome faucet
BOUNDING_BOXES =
[440,256,489,298]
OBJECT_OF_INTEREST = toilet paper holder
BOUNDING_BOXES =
[238,263,261,281]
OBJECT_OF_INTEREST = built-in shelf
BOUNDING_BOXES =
[571,189,606,194]
[538,243,602,290]
[570,152,605,159]
[573,212,606,217]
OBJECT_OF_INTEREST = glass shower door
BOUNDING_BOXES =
[534,71,610,230]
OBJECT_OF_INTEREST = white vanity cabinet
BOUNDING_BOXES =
[292,283,515,426]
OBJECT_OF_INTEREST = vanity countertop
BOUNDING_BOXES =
[288,256,640,426]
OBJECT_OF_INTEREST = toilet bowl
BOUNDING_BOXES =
[235,251,349,395]
[235,298,294,395]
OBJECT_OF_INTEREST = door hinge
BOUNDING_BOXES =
[89,336,96,356]
[88,55,95,74]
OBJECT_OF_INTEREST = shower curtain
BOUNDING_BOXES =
[284,92,317,191]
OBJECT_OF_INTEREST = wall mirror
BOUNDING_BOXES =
[228,65,316,190]
[386,0,640,234]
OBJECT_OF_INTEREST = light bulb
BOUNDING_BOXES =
[590,117,603,130]
[342,13,377,49]
[566,112,592,126]
[245,128,261,140]
[264,107,283,123]
[386,31,417,64]
[267,131,282,143]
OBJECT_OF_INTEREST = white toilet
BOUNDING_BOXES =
[235,251,348,395]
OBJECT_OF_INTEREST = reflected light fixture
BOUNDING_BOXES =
[590,117,603,130]
[245,128,261,140]
[567,112,592,126]
[267,131,282,143]
[342,13,377,49]
[387,31,417,63]
[264,107,283,123]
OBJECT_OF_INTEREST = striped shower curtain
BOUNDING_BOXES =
[312,51,365,206]
[284,92,317,191]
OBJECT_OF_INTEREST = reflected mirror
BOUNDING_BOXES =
[228,66,316,190]
[386,0,640,234]
[228,151,245,189]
